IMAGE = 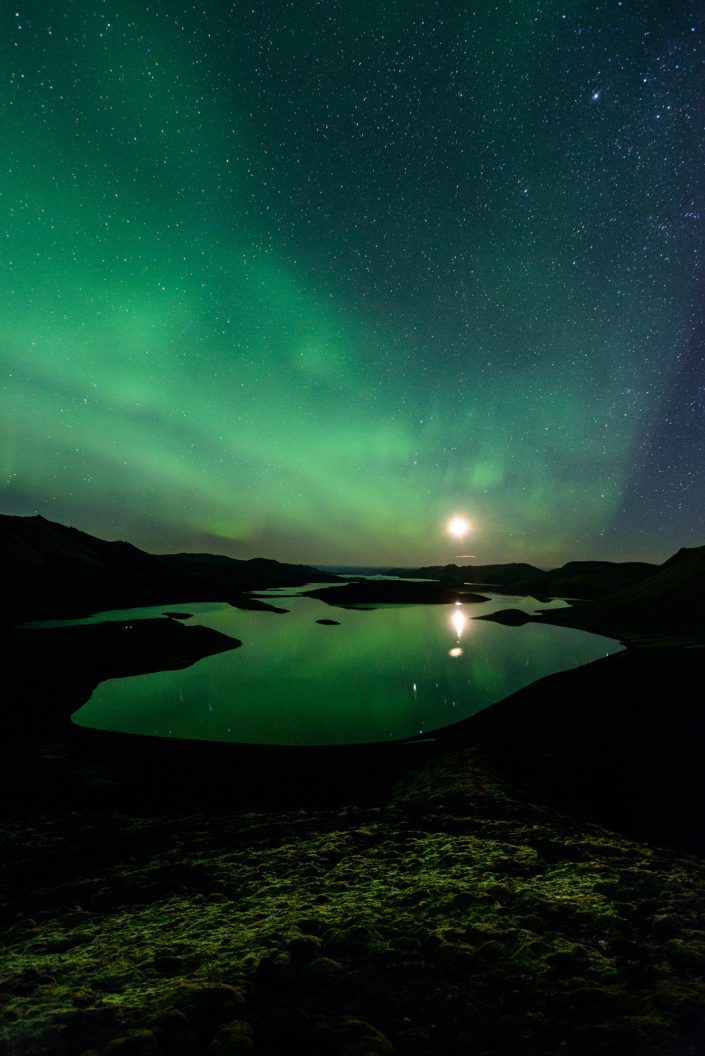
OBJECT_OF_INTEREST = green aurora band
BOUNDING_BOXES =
[1,1,701,564]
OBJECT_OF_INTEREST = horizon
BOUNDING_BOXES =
[1,2,703,566]
[3,509,692,571]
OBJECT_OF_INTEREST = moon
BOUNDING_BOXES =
[447,516,471,538]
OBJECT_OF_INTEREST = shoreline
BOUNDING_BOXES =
[4,639,703,854]
[2,647,705,1055]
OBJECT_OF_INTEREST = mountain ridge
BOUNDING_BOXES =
[477,543,705,648]
[384,558,660,599]
[0,514,340,621]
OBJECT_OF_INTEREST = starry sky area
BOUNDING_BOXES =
[1,0,703,566]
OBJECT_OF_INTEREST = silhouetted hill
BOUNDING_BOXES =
[385,559,659,599]
[155,552,338,588]
[0,515,340,621]
[385,562,539,585]
[478,543,705,648]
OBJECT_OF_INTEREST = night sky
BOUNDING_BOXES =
[1,0,703,566]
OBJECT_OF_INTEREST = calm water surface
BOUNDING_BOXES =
[69,590,622,745]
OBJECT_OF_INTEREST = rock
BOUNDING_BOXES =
[430,941,476,971]
[62,908,93,925]
[477,939,504,961]
[102,1030,159,1056]
[312,1018,393,1055]
[151,954,185,974]
[0,965,52,995]
[71,987,94,1007]
[315,619,341,625]
[545,945,591,978]
[161,612,193,619]
[306,957,343,983]
[174,982,246,1018]
[209,1019,255,1054]
[322,925,386,958]
[141,1009,189,1034]
[254,951,292,987]
[287,933,322,958]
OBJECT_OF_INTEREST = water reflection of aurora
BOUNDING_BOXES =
[73,595,622,746]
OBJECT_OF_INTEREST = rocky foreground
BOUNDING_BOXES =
[2,639,705,1056]
[2,749,705,1056]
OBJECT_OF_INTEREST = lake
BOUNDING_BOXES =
[67,589,623,745]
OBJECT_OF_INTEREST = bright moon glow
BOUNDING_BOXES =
[452,610,465,637]
[448,517,471,538]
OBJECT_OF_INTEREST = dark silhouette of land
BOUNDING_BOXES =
[2,514,705,1056]
[477,543,705,648]
[0,513,340,621]
[385,558,659,599]
[287,579,490,606]
[3,618,242,733]
[2,514,703,844]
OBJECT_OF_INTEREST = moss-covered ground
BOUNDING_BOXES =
[2,750,704,1056]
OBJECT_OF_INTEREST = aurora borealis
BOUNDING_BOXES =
[1,1,703,565]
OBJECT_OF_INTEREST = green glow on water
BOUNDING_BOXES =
[72,595,622,745]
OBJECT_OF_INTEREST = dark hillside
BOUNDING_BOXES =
[479,544,705,648]
[386,559,659,599]
[155,552,338,588]
[385,562,541,586]
[0,515,340,621]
